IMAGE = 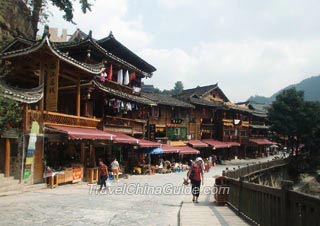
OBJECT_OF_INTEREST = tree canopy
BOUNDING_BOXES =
[172,81,184,95]
[268,88,320,158]
[0,95,22,133]
[26,0,93,38]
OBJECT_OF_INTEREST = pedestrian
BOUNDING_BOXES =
[99,159,108,190]
[187,157,204,203]
[111,158,120,182]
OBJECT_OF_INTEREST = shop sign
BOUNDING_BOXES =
[45,58,59,112]
[23,121,39,179]
[72,168,82,183]
[171,118,183,124]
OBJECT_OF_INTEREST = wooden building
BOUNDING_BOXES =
[0,26,158,184]
[176,84,252,159]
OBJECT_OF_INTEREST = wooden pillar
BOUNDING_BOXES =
[89,144,95,167]
[5,138,11,177]
[80,143,85,166]
[76,78,81,117]
[39,58,45,112]
[23,104,29,132]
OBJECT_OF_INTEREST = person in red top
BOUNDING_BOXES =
[99,160,108,190]
[187,157,204,203]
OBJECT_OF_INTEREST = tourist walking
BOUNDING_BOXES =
[187,157,204,203]
[111,158,120,182]
[99,160,108,190]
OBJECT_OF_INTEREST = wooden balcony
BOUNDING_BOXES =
[104,115,146,134]
[27,110,101,129]
[102,80,140,96]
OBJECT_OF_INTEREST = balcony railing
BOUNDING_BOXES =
[104,115,146,134]
[27,110,101,129]
[100,79,140,96]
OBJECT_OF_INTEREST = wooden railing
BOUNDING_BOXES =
[101,79,140,96]
[27,110,101,128]
[223,158,320,226]
[223,158,288,179]
[104,115,146,134]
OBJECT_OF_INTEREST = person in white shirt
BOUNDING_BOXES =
[111,158,120,181]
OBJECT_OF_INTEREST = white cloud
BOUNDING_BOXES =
[141,39,320,102]
[43,0,153,50]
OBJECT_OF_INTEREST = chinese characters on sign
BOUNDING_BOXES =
[45,58,59,112]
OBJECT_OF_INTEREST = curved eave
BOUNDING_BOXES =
[0,82,43,104]
[93,80,156,106]
[0,36,101,75]
[53,37,153,78]
[97,35,156,74]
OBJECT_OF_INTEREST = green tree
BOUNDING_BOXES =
[0,95,23,133]
[26,0,93,38]
[268,88,305,151]
[172,81,184,95]
[300,101,320,159]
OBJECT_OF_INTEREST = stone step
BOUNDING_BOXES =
[0,176,16,182]
[0,179,20,188]
[23,183,47,192]
[0,183,23,193]
[0,174,4,179]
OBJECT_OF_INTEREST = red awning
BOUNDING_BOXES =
[202,139,229,149]
[249,139,275,145]
[162,144,179,153]
[178,146,200,155]
[224,141,241,147]
[186,140,209,148]
[138,139,162,148]
[105,131,139,144]
[48,126,115,140]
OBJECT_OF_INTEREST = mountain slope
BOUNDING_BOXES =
[248,75,320,103]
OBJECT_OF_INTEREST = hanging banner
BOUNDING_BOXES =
[23,121,40,179]
[45,58,59,112]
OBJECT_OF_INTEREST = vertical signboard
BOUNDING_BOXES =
[23,121,40,179]
[45,58,59,112]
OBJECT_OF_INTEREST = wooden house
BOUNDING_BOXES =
[0,27,158,184]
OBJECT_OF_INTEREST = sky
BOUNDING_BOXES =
[42,0,320,102]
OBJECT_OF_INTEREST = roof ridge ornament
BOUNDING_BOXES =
[88,30,92,38]
[109,31,114,38]
[42,25,50,39]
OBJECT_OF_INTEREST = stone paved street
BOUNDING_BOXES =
[0,157,274,226]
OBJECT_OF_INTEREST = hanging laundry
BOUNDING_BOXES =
[100,68,107,83]
[130,71,136,81]
[107,64,113,80]
[117,69,123,84]
[123,70,130,85]
[126,102,132,111]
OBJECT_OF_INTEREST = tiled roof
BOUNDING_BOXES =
[0,35,102,74]
[97,31,156,74]
[250,124,270,129]
[53,36,152,78]
[179,84,218,98]
[142,93,194,108]
[0,80,43,103]
[92,80,156,106]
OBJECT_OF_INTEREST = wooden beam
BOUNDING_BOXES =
[5,138,11,177]
[60,74,78,83]
[38,56,45,112]
[76,78,81,117]
[23,104,29,132]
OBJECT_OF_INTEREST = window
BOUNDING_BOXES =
[240,130,247,137]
